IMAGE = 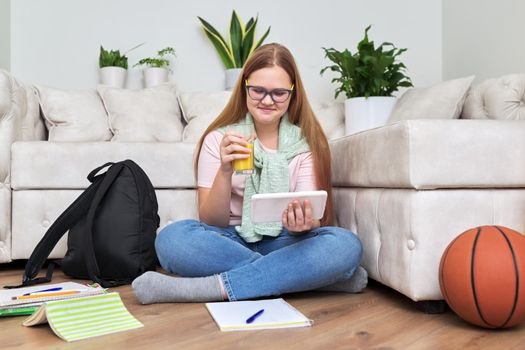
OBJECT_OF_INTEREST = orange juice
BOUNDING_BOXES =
[233,143,254,174]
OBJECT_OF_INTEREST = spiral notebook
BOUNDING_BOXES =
[205,298,313,331]
[0,282,106,309]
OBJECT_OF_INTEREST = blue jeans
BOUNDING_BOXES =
[155,219,363,301]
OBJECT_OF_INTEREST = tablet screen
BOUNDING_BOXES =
[250,191,327,223]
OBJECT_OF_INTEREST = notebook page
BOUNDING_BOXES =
[0,282,105,307]
[205,298,313,331]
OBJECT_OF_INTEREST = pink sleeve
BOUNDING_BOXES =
[292,152,318,192]
[197,130,223,188]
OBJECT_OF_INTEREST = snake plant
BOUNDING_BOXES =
[198,10,271,69]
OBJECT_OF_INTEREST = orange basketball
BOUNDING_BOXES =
[439,225,525,328]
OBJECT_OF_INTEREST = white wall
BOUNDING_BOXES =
[0,0,9,70]
[443,0,525,82]
[10,0,442,101]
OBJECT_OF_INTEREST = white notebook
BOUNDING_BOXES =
[0,282,106,308]
[205,298,313,331]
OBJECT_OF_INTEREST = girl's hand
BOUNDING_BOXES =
[282,199,315,234]
[219,131,251,174]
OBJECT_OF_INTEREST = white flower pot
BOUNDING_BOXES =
[99,66,127,88]
[344,96,397,135]
[225,68,242,90]
[144,67,169,88]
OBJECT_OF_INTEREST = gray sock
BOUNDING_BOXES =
[132,271,225,304]
[317,266,368,293]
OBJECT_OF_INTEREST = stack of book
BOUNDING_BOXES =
[1,282,143,342]
[0,281,106,316]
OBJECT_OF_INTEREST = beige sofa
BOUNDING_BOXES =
[1,69,524,307]
[331,74,525,306]
[0,69,344,262]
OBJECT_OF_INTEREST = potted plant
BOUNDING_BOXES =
[99,44,143,88]
[134,47,176,88]
[321,25,413,135]
[99,46,129,88]
[198,10,270,90]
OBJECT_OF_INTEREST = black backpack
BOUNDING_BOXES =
[6,160,160,289]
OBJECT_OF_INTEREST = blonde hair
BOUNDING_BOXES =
[195,43,334,226]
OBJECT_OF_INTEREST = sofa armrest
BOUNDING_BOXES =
[0,70,46,186]
[330,119,525,189]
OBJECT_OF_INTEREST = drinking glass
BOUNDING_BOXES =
[228,123,255,175]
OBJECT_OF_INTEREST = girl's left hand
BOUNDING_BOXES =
[282,199,314,234]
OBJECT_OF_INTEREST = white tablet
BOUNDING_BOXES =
[250,190,327,223]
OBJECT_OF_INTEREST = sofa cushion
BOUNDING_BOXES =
[462,74,525,120]
[388,76,475,123]
[34,84,112,142]
[330,119,525,189]
[179,91,345,142]
[0,71,46,186]
[97,84,184,142]
[179,91,231,142]
[311,100,345,140]
[11,141,197,189]
[11,189,198,259]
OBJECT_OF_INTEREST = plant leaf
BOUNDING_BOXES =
[254,25,271,49]
[201,28,235,69]
[198,16,231,52]
[241,17,257,65]
[229,10,243,68]
[245,17,255,32]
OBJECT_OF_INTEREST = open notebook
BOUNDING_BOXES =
[23,292,143,342]
[205,298,313,331]
[0,282,106,309]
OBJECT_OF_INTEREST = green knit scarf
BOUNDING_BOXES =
[221,113,310,242]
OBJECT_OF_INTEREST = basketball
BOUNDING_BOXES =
[439,225,525,328]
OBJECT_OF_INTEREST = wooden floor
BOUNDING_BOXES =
[1,262,524,350]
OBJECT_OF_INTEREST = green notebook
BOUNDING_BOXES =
[23,292,143,342]
[0,306,37,317]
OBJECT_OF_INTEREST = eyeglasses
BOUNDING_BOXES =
[245,80,294,103]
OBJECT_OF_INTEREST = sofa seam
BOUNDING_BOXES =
[406,120,414,189]
[407,188,415,300]
[376,188,384,283]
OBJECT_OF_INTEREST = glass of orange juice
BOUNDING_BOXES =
[229,123,255,175]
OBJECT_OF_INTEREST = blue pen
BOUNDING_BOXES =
[23,287,63,296]
[246,309,265,324]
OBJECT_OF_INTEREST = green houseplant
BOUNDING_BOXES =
[320,25,413,135]
[98,46,129,88]
[99,46,129,69]
[198,10,270,89]
[98,44,143,88]
[134,47,176,71]
[134,47,176,88]
[320,25,412,99]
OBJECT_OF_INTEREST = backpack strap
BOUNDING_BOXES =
[87,162,115,182]
[3,180,103,288]
[83,162,132,288]
[4,162,115,289]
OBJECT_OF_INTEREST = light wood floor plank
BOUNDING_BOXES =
[1,262,524,349]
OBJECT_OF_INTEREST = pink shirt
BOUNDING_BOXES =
[198,130,317,225]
